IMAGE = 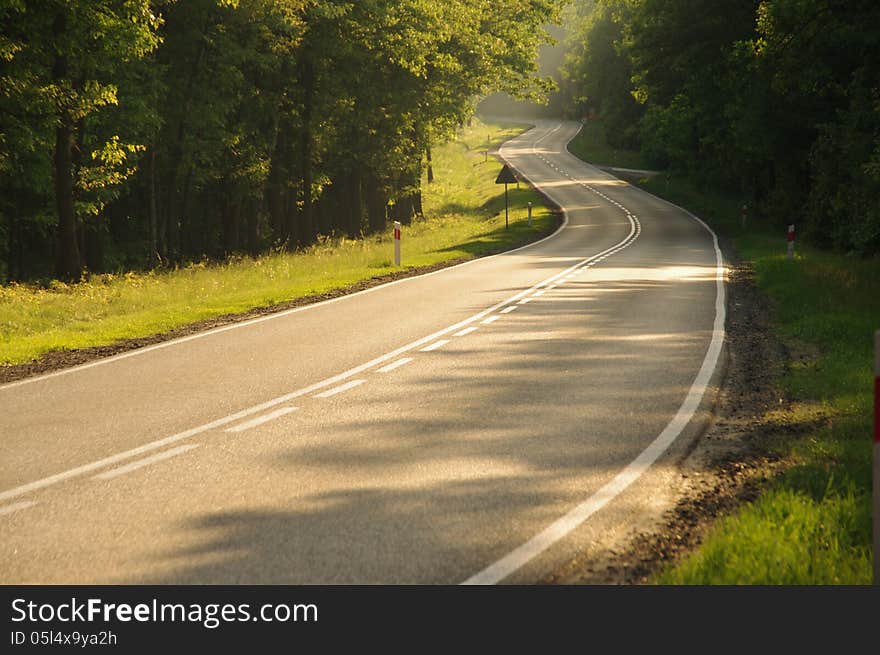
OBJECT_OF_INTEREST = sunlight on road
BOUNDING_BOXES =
[585,265,720,283]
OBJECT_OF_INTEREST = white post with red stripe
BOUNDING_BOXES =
[787,224,795,260]
[393,221,401,267]
[874,329,879,585]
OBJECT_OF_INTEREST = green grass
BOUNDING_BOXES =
[657,486,871,584]
[658,236,878,584]
[0,118,555,366]
[585,139,878,584]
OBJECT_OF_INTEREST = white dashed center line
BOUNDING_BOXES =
[453,327,479,337]
[420,339,451,352]
[225,406,298,433]
[500,306,518,314]
[93,444,200,481]
[375,357,414,373]
[481,315,501,325]
[314,379,366,398]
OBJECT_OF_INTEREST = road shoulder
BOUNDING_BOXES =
[546,253,791,584]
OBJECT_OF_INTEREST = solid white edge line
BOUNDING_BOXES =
[0,121,635,505]
[0,500,37,516]
[461,162,726,585]
[225,406,298,433]
[92,444,201,481]
[313,379,366,398]
[1,127,573,394]
[375,357,414,373]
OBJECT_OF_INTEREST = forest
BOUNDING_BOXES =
[0,0,559,281]
[561,0,880,256]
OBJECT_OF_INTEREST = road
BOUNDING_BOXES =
[0,120,725,584]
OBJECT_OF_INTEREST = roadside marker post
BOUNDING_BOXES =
[787,224,795,260]
[741,204,747,228]
[528,202,532,226]
[393,221,401,267]
[874,330,879,585]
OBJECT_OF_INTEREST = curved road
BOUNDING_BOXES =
[0,120,724,584]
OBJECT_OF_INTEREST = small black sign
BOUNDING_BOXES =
[495,164,517,184]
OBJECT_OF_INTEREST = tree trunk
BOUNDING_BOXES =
[298,57,315,246]
[83,217,103,272]
[222,184,241,255]
[266,117,291,245]
[149,146,159,265]
[52,13,80,280]
[163,19,209,263]
[54,119,80,281]
[426,145,434,183]
[341,170,363,237]
[6,214,22,281]
[365,171,387,234]
[247,197,260,257]
[393,163,422,225]
[412,178,423,217]
[178,166,192,257]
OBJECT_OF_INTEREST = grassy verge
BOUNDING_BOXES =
[571,122,878,584]
[0,118,554,366]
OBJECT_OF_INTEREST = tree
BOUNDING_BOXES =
[562,1,642,148]
[1,0,159,279]
[561,0,880,255]
[1,0,565,281]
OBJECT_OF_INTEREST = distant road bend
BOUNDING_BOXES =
[0,120,725,584]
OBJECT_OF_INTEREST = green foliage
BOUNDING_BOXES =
[562,1,641,147]
[0,0,564,282]
[566,119,650,170]
[563,0,880,254]
[0,0,162,279]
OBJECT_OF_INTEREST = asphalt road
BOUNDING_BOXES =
[0,120,725,584]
